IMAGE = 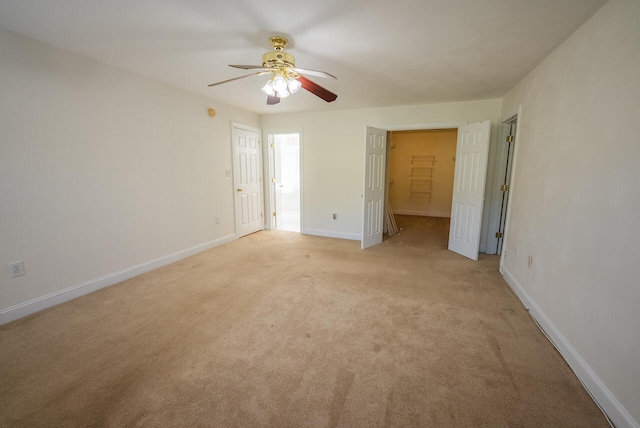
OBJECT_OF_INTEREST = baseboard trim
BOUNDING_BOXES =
[302,228,361,241]
[0,234,237,325]
[501,267,638,428]
[391,210,451,218]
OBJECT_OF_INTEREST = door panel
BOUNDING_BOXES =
[233,125,263,238]
[448,121,491,260]
[362,126,387,249]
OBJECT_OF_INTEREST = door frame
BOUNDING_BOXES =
[499,106,522,271]
[382,122,466,229]
[485,115,517,254]
[264,129,303,231]
[363,122,465,248]
[231,122,264,238]
[377,121,507,258]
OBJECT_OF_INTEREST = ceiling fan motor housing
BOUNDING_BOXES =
[262,51,295,68]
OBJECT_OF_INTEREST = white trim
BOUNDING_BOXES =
[302,228,361,241]
[392,210,451,218]
[0,234,236,325]
[231,121,261,134]
[381,121,466,131]
[264,130,303,232]
[501,267,637,428]
[500,105,523,271]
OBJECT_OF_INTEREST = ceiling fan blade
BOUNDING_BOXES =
[267,95,280,105]
[292,67,337,79]
[208,72,266,87]
[296,75,338,102]
[230,64,271,72]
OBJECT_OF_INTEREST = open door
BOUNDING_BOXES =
[448,121,491,260]
[362,126,387,249]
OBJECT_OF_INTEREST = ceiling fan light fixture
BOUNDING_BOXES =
[287,77,302,93]
[261,80,275,96]
[261,71,301,99]
[273,75,288,93]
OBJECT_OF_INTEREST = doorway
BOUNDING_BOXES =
[270,133,301,232]
[388,129,458,218]
[368,121,493,261]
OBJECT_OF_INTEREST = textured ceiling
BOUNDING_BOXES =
[0,0,607,114]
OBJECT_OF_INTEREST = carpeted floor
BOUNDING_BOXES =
[0,215,609,427]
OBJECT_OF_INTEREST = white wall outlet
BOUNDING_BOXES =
[515,245,520,257]
[9,261,25,278]
[528,256,533,269]
[215,216,221,224]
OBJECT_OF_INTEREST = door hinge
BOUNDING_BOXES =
[272,212,276,217]
[500,184,509,192]
[272,177,276,184]
[270,143,275,148]
[506,135,514,143]
[495,232,503,238]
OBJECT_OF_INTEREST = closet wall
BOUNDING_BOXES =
[389,129,458,217]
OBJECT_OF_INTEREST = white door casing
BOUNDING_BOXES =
[273,138,283,230]
[362,126,387,249]
[496,121,516,254]
[485,119,517,255]
[232,125,263,238]
[448,120,491,260]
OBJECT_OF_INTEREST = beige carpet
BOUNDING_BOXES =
[0,215,608,427]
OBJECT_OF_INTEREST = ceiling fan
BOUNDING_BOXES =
[208,36,337,105]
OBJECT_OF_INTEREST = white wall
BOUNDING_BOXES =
[500,0,640,426]
[261,99,502,240]
[0,29,260,321]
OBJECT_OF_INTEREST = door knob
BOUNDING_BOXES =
[237,188,242,192]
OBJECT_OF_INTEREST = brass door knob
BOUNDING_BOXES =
[237,188,242,192]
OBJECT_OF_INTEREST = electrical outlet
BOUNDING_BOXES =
[332,213,337,220]
[215,217,221,224]
[528,256,533,269]
[515,245,520,257]
[9,261,25,278]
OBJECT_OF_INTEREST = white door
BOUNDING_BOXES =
[233,125,263,238]
[448,120,491,260]
[362,126,387,249]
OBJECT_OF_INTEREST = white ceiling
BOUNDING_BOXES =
[0,0,607,115]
